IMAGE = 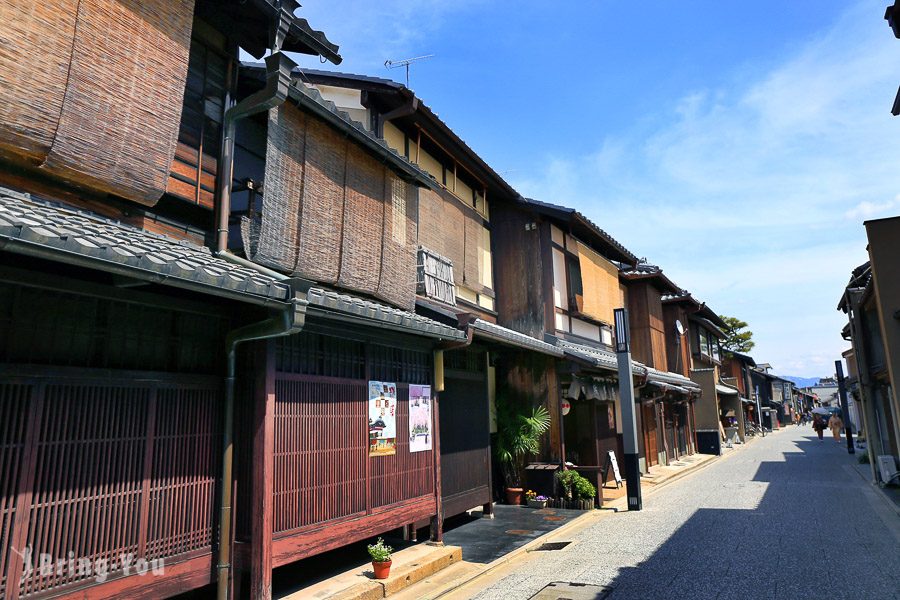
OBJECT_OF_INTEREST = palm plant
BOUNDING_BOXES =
[494,393,551,488]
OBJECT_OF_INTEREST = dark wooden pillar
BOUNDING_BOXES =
[251,340,276,599]
[430,393,443,543]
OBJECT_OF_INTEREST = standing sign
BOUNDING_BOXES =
[369,381,397,456]
[602,450,623,488]
[408,384,433,453]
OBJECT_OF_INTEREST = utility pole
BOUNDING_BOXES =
[614,308,642,511]
[835,360,855,454]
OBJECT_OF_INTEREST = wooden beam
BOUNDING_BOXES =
[251,340,277,600]
[430,392,444,543]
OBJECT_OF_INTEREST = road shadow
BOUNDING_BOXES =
[590,433,900,600]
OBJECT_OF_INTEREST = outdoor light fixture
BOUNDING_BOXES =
[614,308,630,353]
[614,308,642,511]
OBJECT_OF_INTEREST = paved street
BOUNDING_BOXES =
[462,427,900,600]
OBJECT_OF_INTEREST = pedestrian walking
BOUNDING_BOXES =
[813,414,826,440]
[828,413,844,443]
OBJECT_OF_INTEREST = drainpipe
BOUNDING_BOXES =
[217,295,306,600]
[215,51,297,253]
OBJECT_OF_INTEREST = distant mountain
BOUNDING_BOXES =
[780,376,822,388]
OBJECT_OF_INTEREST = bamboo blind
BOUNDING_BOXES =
[36,0,195,206]
[417,188,486,290]
[339,142,385,293]
[254,104,419,310]
[0,1,77,164]
[578,241,620,325]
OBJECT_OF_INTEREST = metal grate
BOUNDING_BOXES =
[533,541,571,551]
[530,582,612,600]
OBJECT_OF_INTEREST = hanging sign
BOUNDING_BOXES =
[369,381,397,456]
[561,399,571,416]
[409,384,433,453]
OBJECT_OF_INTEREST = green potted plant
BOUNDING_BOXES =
[494,394,551,505]
[367,537,393,579]
[555,470,596,510]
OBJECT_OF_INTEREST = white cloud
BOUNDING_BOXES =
[511,1,900,375]
[845,195,900,219]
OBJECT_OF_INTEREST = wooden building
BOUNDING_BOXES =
[620,264,701,470]
[0,2,483,598]
[278,69,568,519]
[721,351,758,429]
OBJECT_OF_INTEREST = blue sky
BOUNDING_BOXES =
[294,1,900,377]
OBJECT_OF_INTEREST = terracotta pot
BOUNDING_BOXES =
[505,487,524,505]
[372,560,392,579]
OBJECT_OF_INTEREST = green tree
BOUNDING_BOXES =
[719,315,755,353]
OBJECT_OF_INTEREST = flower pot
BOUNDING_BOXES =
[372,560,392,579]
[505,487,524,505]
[527,499,548,509]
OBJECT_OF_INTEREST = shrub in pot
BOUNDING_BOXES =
[367,537,393,579]
[494,394,551,504]
[555,470,596,509]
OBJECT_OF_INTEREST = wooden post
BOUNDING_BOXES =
[430,392,443,543]
[251,340,276,600]
[7,383,45,600]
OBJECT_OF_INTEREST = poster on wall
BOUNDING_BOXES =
[408,384,433,453]
[369,381,397,456]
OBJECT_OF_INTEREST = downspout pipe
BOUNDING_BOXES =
[217,295,307,600]
[216,51,297,253]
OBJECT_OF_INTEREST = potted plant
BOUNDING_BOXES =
[554,470,596,510]
[494,394,551,505]
[525,490,549,509]
[367,537,393,579]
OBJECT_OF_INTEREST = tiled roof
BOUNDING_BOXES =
[306,287,466,341]
[645,367,700,390]
[519,197,638,265]
[0,188,292,306]
[617,262,681,295]
[241,63,438,191]
[716,383,740,396]
[471,319,564,357]
[294,68,521,199]
[554,338,650,376]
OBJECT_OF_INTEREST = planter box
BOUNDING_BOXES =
[526,499,548,509]
[547,498,594,510]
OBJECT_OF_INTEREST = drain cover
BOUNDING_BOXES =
[532,541,571,551]
[530,582,611,599]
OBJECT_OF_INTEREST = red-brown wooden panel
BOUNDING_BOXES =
[273,378,368,533]
[0,383,31,600]
[0,370,220,599]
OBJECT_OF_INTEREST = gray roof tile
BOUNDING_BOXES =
[306,287,466,341]
[0,187,292,305]
[471,319,564,357]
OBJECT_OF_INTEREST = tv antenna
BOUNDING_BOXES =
[385,54,434,87]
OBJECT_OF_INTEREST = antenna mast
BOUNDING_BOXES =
[384,54,434,87]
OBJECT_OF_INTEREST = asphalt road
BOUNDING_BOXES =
[465,426,900,600]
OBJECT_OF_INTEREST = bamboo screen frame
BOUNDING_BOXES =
[417,188,487,292]
[0,0,195,206]
[577,241,621,325]
[254,104,419,310]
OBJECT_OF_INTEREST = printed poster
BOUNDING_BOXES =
[408,385,433,453]
[369,381,397,456]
